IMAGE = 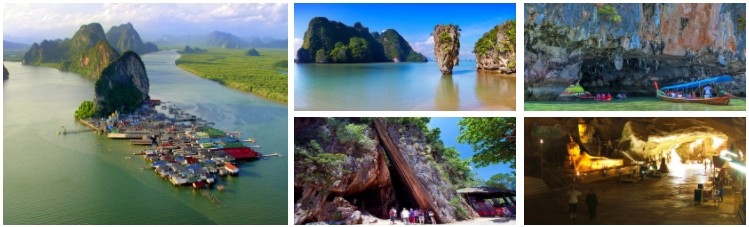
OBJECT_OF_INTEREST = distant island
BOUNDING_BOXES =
[296,17,427,63]
[22,23,157,79]
[156,31,287,49]
[106,23,159,55]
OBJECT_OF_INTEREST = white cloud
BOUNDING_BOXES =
[411,36,434,56]
[3,3,288,42]
[293,38,303,51]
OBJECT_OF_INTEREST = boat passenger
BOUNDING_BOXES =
[606,93,612,100]
[704,86,712,98]
[596,93,601,99]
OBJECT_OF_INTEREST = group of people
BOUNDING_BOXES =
[593,93,627,100]
[567,187,598,221]
[389,207,435,225]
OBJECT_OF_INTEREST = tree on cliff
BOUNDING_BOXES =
[486,173,515,190]
[457,117,516,169]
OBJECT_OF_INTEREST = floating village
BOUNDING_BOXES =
[63,100,279,193]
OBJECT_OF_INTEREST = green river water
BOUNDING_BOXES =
[525,97,746,111]
[295,62,516,111]
[3,50,288,224]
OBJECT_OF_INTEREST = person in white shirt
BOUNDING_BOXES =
[401,208,410,225]
[568,187,582,220]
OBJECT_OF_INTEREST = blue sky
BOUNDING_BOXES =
[3,3,287,43]
[294,3,516,60]
[427,118,515,182]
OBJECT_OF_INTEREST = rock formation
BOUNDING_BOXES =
[376,29,428,62]
[474,20,516,73]
[433,24,460,74]
[3,65,9,80]
[94,51,149,116]
[245,48,260,56]
[296,17,426,63]
[525,118,746,182]
[105,23,158,55]
[525,3,746,100]
[23,23,119,79]
[294,118,477,225]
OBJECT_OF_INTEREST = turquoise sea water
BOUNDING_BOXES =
[525,97,746,111]
[295,62,516,111]
[3,50,287,224]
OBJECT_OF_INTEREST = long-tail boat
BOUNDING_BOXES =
[654,75,734,105]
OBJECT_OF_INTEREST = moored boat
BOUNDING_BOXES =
[655,75,735,105]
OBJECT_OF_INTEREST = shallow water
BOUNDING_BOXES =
[525,97,746,111]
[295,62,516,111]
[3,50,287,224]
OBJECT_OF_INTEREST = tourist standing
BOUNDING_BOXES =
[401,208,410,225]
[428,210,436,224]
[418,208,425,224]
[585,190,598,220]
[568,187,581,220]
[389,207,397,225]
[410,208,415,224]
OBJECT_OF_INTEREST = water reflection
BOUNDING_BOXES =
[476,70,516,110]
[435,75,460,110]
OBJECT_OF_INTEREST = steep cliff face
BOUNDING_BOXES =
[296,17,426,64]
[373,118,478,223]
[376,29,428,62]
[106,23,158,55]
[433,25,460,74]
[475,20,516,73]
[23,23,119,79]
[294,118,477,225]
[525,3,746,100]
[94,51,149,116]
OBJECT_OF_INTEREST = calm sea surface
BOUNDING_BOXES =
[295,62,516,111]
[3,50,287,224]
[525,97,746,111]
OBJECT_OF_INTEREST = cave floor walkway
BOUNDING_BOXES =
[525,164,742,224]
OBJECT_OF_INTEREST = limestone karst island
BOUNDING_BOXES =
[524,3,746,111]
[294,3,517,111]
[4,3,288,224]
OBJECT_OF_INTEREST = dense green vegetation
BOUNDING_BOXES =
[377,29,427,62]
[94,52,147,116]
[179,45,207,54]
[22,23,119,79]
[297,17,426,63]
[598,4,622,23]
[245,48,260,56]
[457,117,517,169]
[175,48,288,103]
[486,173,516,190]
[74,101,96,119]
[473,20,516,68]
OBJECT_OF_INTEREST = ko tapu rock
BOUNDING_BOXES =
[433,24,461,74]
[94,51,149,116]
[474,20,517,73]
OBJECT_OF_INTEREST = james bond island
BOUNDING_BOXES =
[294,4,517,111]
[294,117,517,224]
[4,4,287,224]
[524,3,746,111]
[524,117,746,224]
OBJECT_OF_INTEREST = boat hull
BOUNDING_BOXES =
[657,94,732,105]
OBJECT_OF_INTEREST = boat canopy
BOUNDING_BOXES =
[660,75,734,91]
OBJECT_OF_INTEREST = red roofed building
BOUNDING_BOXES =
[220,147,262,160]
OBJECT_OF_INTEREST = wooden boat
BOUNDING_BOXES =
[655,75,734,105]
